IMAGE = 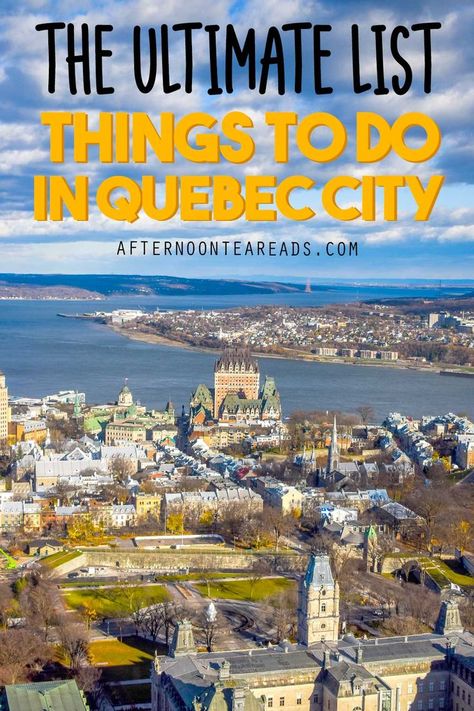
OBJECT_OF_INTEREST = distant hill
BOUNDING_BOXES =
[0,274,304,297]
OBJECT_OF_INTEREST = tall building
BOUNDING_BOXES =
[297,553,340,645]
[326,415,339,476]
[214,347,260,417]
[151,557,474,711]
[0,372,10,444]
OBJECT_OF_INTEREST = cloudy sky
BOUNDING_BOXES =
[0,0,473,279]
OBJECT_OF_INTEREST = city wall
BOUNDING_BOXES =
[81,548,302,572]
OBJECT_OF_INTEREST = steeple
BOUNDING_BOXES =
[297,553,340,646]
[326,415,339,475]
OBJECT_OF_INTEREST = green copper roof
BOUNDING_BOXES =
[365,524,378,540]
[3,680,89,711]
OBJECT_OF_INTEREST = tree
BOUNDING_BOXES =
[267,589,297,643]
[166,512,184,535]
[199,508,217,532]
[357,405,374,436]
[248,559,272,600]
[108,456,134,484]
[262,508,295,552]
[198,607,222,652]
[75,665,103,702]
[161,601,183,645]
[58,623,90,671]
[20,576,60,642]
[0,629,49,684]
[407,486,444,554]
[0,583,15,630]
[141,605,163,642]
[79,602,98,631]
[450,520,472,553]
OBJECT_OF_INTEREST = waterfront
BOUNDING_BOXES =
[1,290,474,419]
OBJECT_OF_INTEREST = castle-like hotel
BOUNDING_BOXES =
[190,347,282,425]
[152,554,473,711]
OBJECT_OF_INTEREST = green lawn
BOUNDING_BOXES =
[0,548,18,569]
[41,550,82,569]
[428,559,474,587]
[195,576,295,601]
[90,636,163,681]
[386,554,474,589]
[64,584,169,617]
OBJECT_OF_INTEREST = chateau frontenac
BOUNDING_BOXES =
[190,347,282,425]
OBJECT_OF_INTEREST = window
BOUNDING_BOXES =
[462,690,465,701]
[321,624,326,629]
[428,699,434,710]
[321,603,326,612]
[313,696,319,704]
[297,699,302,706]
[280,698,285,707]
[439,681,445,692]
[417,702,423,711]
[439,700,444,708]
[408,684,413,694]
[429,683,434,692]
[419,682,424,693]
[268,699,273,708]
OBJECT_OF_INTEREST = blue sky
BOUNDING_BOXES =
[0,0,473,279]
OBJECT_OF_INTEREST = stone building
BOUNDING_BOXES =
[214,347,260,417]
[297,553,340,645]
[190,348,281,426]
[151,553,474,711]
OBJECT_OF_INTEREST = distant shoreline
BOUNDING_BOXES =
[109,324,448,374]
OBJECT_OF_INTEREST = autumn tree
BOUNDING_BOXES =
[165,509,184,535]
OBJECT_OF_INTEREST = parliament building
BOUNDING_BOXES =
[151,554,473,711]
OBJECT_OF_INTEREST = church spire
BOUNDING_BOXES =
[326,414,339,475]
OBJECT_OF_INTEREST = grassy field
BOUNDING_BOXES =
[425,559,474,588]
[64,584,169,617]
[0,548,18,569]
[90,636,163,681]
[195,576,295,601]
[386,555,474,589]
[40,550,82,569]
